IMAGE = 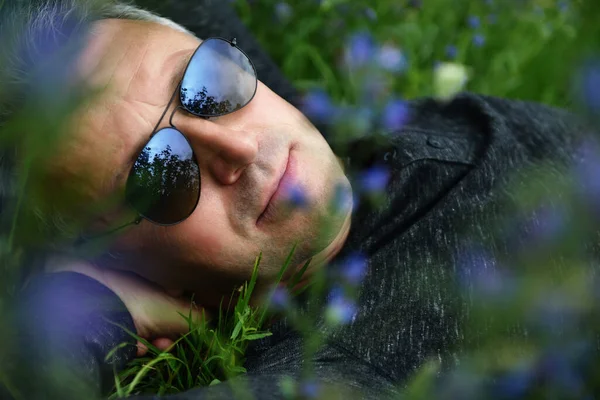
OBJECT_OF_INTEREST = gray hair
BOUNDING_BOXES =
[0,0,191,254]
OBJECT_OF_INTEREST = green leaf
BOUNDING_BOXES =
[244,332,273,341]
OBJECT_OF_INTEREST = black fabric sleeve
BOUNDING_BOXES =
[15,272,137,399]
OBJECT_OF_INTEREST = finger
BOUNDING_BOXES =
[152,337,175,352]
[153,298,211,337]
[136,341,148,357]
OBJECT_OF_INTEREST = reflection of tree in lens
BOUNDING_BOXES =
[181,86,240,115]
[127,144,200,223]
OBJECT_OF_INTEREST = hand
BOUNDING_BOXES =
[44,255,207,356]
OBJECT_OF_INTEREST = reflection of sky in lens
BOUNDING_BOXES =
[181,39,255,109]
[146,128,193,160]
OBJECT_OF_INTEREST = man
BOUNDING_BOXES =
[4,0,596,399]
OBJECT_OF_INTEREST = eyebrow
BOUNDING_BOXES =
[112,51,193,193]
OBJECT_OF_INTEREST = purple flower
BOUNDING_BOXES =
[344,32,375,70]
[382,98,410,132]
[537,350,584,394]
[301,90,334,122]
[473,34,486,47]
[340,252,368,284]
[275,2,293,21]
[376,44,409,73]
[330,182,354,214]
[468,16,480,29]
[574,138,600,207]
[493,365,533,398]
[299,380,321,398]
[577,59,600,112]
[269,286,289,310]
[445,45,458,59]
[283,183,308,209]
[456,245,515,300]
[326,288,357,325]
[524,203,566,245]
[364,7,377,21]
[359,165,391,193]
[558,1,569,13]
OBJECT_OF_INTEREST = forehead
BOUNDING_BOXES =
[43,19,200,210]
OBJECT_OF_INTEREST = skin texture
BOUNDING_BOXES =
[41,19,353,311]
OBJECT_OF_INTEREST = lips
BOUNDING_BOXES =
[257,147,293,225]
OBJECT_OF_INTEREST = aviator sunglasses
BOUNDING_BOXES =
[75,37,257,246]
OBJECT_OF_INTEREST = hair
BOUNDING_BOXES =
[0,1,191,256]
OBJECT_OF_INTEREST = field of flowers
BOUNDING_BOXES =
[2,0,600,399]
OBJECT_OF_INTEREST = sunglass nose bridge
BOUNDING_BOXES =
[230,38,237,47]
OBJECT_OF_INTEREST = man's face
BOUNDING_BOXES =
[44,19,351,305]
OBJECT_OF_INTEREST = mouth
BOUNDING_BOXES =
[257,146,294,226]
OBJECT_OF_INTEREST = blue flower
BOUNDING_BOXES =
[382,98,410,132]
[574,139,600,208]
[299,379,321,398]
[269,286,289,310]
[468,16,480,29]
[330,182,354,214]
[301,90,334,122]
[493,365,533,398]
[364,7,377,21]
[359,165,391,193]
[344,32,375,70]
[456,244,515,300]
[577,59,600,112]
[340,252,368,285]
[473,34,486,47]
[445,45,458,59]
[558,1,569,13]
[377,44,409,73]
[525,202,566,245]
[326,287,357,325]
[283,183,309,209]
[275,2,293,21]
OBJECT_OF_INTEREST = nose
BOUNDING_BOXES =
[173,112,258,185]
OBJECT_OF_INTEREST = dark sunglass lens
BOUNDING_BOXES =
[180,38,257,117]
[126,128,200,224]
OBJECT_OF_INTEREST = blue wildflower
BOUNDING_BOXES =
[468,16,480,29]
[537,350,584,394]
[558,1,569,13]
[299,380,320,399]
[330,182,353,214]
[494,365,533,398]
[269,286,289,310]
[577,59,600,112]
[275,2,293,21]
[340,252,368,285]
[525,202,566,245]
[445,45,458,59]
[364,7,377,21]
[301,90,334,122]
[326,288,357,325]
[473,34,486,47]
[456,244,515,300]
[382,98,410,132]
[377,44,409,73]
[574,139,600,208]
[283,183,309,209]
[344,32,375,70]
[359,165,391,193]
[408,0,422,8]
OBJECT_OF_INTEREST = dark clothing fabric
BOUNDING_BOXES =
[14,1,600,399]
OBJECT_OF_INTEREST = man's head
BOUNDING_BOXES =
[3,2,352,305]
